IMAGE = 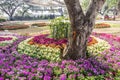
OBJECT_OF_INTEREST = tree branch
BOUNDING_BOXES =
[64,0,85,28]
[11,3,23,16]
[53,0,65,5]
[0,5,10,16]
[21,5,31,16]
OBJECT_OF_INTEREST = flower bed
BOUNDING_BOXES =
[0,33,120,79]
[18,38,61,62]
[0,23,29,30]
[30,35,98,48]
[92,32,120,73]
[31,22,49,27]
[0,36,17,47]
[0,55,110,80]
[18,35,110,62]
[95,23,111,28]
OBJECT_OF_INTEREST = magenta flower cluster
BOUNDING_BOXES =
[33,34,67,45]
[33,34,93,45]
[0,37,12,42]
[92,32,120,70]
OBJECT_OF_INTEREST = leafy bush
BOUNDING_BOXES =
[31,22,49,27]
[49,17,70,40]
[95,23,111,28]
[0,23,29,30]
[0,18,6,22]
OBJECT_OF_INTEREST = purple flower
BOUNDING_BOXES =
[60,74,67,80]
[110,47,116,51]
[44,75,51,80]
[0,77,4,80]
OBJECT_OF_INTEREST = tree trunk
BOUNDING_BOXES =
[63,0,105,60]
[9,14,14,21]
[63,25,91,59]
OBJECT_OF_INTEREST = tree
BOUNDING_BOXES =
[17,3,32,18]
[99,0,119,16]
[107,0,119,9]
[63,0,105,60]
[99,1,109,15]
[118,0,120,13]
[0,0,24,20]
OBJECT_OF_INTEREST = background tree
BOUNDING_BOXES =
[17,3,32,18]
[118,0,120,14]
[101,0,119,15]
[63,0,105,60]
[0,0,24,20]
[107,0,119,9]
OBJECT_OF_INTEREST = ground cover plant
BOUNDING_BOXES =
[0,32,120,79]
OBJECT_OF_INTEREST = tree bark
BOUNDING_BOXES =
[63,0,105,60]
[9,13,15,21]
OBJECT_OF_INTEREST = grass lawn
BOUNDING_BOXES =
[9,26,50,35]
[109,23,120,28]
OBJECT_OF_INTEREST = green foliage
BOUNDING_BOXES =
[99,0,119,15]
[80,0,90,11]
[107,0,119,8]
[0,18,6,22]
[49,17,70,40]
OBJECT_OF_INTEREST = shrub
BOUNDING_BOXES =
[0,23,29,30]
[31,22,49,27]
[95,23,111,28]
[49,17,70,40]
[0,18,6,22]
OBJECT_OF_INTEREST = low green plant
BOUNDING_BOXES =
[49,17,70,40]
[0,18,6,22]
